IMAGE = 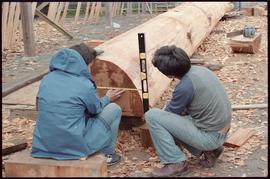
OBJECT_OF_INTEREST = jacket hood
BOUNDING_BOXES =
[49,48,91,79]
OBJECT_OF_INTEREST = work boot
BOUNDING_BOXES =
[199,146,224,168]
[105,153,121,166]
[151,161,188,177]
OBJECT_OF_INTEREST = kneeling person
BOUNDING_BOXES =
[31,43,124,166]
[145,46,231,177]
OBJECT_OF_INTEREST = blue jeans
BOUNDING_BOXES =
[145,108,228,164]
[98,103,122,155]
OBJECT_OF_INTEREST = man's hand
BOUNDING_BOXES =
[106,89,125,102]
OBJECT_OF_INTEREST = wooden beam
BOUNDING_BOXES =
[59,2,69,25]
[120,2,125,15]
[74,2,82,24]
[127,2,132,15]
[5,149,108,177]
[224,128,256,148]
[232,103,267,110]
[20,2,36,57]
[2,2,9,50]
[93,2,102,23]
[35,9,74,39]
[142,2,146,14]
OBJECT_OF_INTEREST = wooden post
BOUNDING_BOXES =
[55,2,64,24]
[88,2,96,23]
[2,2,10,50]
[31,2,37,21]
[20,2,36,57]
[6,2,16,48]
[74,2,82,24]
[127,2,132,15]
[84,2,90,24]
[120,2,125,15]
[60,2,69,25]
[138,2,140,14]
[105,2,113,26]
[11,2,21,48]
[93,2,102,23]
[142,2,146,14]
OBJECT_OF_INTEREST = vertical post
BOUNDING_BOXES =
[20,2,36,57]
[105,2,113,27]
[138,2,140,14]
[142,2,146,14]
[74,2,82,24]
[127,2,132,15]
[2,2,10,50]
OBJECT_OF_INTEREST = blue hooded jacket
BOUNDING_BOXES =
[31,48,112,160]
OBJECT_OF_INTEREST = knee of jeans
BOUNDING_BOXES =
[108,103,122,116]
[145,108,160,124]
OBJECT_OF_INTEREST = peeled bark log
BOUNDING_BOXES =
[89,2,233,117]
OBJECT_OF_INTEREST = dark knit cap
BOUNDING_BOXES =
[70,43,97,65]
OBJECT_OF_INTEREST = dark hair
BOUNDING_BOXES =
[70,43,97,65]
[152,45,191,78]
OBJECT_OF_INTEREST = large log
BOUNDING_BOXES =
[89,2,233,117]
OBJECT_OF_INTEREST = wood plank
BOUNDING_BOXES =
[88,2,97,23]
[35,9,74,39]
[10,2,21,48]
[83,2,90,24]
[20,2,36,57]
[93,2,102,23]
[54,2,64,24]
[105,2,112,26]
[5,149,107,177]
[2,138,27,156]
[74,2,82,24]
[31,2,37,21]
[6,2,16,48]
[232,103,268,110]
[2,2,9,50]
[59,2,69,25]
[224,128,256,148]
[120,2,125,15]
[45,2,56,34]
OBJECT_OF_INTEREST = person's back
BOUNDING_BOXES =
[185,66,231,131]
[32,45,124,164]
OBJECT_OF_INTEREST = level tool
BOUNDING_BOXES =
[138,33,150,113]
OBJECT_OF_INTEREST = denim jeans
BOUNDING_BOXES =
[98,103,122,155]
[145,108,228,164]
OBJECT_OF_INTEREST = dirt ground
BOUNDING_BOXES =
[2,9,268,177]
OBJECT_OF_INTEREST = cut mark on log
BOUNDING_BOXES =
[224,128,256,148]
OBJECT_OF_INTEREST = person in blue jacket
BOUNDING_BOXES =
[31,43,125,166]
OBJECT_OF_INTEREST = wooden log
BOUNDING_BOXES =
[20,2,36,57]
[2,2,9,50]
[5,149,107,177]
[2,138,27,156]
[90,2,233,117]
[224,128,256,148]
[228,33,262,54]
[74,2,82,24]
[105,2,112,26]
[60,2,69,25]
[232,103,268,110]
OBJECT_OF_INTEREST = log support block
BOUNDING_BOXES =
[5,149,107,177]
[228,33,262,54]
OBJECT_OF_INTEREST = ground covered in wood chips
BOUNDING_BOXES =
[2,12,268,177]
